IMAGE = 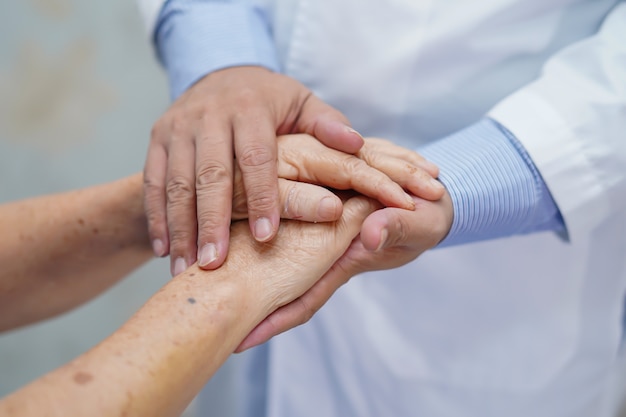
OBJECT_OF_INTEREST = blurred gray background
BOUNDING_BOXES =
[0,2,244,415]
[0,0,199,414]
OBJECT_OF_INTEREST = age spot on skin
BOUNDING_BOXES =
[77,218,85,225]
[73,371,94,385]
[187,297,196,304]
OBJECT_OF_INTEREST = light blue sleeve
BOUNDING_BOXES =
[155,0,280,100]
[419,118,566,247]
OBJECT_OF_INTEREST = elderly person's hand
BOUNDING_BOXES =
[236,138,454,352]
[170,133,443,274]
[0,190,379,417]
[146,68,444,276]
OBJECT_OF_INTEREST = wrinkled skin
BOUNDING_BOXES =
[144,66,444,276]
[144,66,364,274]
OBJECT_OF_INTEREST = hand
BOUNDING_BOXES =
[276,135,445,206]
[0,195,379,417]
[218,133,444,271]
[222,195,380,319]
[144,66,364,275]
[151,124,443,276]
[236,191,453,352]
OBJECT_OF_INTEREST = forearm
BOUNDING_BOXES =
[0,174,152,331]
[0,259,260,417]
[0,200,376,417]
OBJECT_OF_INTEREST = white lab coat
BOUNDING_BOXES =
[140,1,626,415]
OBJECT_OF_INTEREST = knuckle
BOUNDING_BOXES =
[393,217,410,246]
[167,226,195,249]
[143,173,161,194]
[196,209,226,234]
[238,145,275,169]
[166,176,195,204]
[143,198,163,225]
[233,87,261,108]
[169,114,187,135]
[166,222,193,248]
[342,155,367,173]
[246,186,278,213]
[281,184,299,216]
[296,298,316,325]
[196,162,231,189]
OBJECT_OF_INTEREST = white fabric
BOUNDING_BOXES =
[139,0,626,415]
[263,0,626,416]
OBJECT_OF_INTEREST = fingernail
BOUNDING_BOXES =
[376,228,389,252]
[152,239,166,257]
[173,257,187,276]
[345,126,363,139]
[317,196,340,220]
[198,243,218,267]
[430,178,445,190]
[254,217,274,242]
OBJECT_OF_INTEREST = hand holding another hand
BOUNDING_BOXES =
[144,66,364,275]
[236,138,454,351]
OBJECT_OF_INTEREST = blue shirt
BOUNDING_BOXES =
[153,0,565,246]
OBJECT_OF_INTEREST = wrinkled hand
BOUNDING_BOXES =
[236,191,453,352]
[229,132,445,248]
[144,66,364,275]
[274,134,444,207]
[225,195,380,320]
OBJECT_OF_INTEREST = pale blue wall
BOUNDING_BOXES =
[0,0,185,408]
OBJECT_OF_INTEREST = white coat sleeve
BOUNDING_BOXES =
[489,2,626,242]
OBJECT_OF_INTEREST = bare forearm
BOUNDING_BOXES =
[0,174,152,331]
[0,196,377,417]
[0,233,269,417]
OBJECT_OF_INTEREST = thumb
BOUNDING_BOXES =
[297,95,364,154]
[360,207,415,252]
[339,196,381,238]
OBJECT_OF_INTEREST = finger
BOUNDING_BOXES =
[235,197,377,352]
[297,94,364,154]
[232,178,343,223]
[166,136,198,276]
[359,207,400,252]
[356,152,445,201]
[143,140,169,257]
[363,138,440,177]
[234,113,280,243]
[195,120,233,270]
[321,157,416,210]
[360,204,433,252]
[361,195,453,252]
[277,136,415,210]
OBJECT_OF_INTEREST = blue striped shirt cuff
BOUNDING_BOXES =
[155,0,280,100]
[420,118,565,247]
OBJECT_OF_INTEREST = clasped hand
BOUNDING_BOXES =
[166,131,453,351]
[145,66,448,276]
